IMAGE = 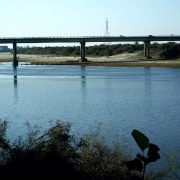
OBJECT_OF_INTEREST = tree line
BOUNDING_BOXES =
[17,42,180,58]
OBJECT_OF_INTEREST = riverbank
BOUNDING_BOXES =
[1,52,180,68]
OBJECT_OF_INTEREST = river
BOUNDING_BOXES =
[0,63,180,175]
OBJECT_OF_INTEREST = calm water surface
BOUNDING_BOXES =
[0,63,180,173]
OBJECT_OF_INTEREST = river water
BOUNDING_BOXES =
[0,63,180,174]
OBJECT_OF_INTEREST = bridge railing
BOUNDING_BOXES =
[0,35,180,39]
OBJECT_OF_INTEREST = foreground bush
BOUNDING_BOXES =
[0,119,173,179]
[75,125,131,180]
[0,120,82,179]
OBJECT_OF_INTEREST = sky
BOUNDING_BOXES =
[0,0,180,48]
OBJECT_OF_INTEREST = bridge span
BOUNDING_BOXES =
[0,35,180,66]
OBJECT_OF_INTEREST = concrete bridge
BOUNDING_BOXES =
[0,35,180,66]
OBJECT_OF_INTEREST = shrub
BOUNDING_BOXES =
[0,119,174,180]
[127,49,134,53]
[99,50,112,57]
[113,47,124,55]
[75,124,131,180]
[0,119,82,179]
[0,120,132,179]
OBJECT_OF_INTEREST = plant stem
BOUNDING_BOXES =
[142,162,146,180]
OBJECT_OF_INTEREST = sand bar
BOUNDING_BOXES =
[0,52,180,68]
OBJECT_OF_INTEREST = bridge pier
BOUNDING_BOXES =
[143,41,151,59]
[13,42,18,66]
[80,42,87,62]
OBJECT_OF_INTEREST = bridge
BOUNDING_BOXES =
[0,35,180,66]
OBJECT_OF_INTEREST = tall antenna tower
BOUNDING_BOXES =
[105,17,110,36]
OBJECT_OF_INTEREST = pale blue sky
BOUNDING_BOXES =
[0,0,180,47]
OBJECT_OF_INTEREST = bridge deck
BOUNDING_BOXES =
[0,36,180,44]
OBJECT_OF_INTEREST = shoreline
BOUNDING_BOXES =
[30,60,180,68]
[1,52,180,68]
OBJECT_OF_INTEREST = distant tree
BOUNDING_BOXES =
[17,43,180,59]
[135,41,139,46]
[113,47,124,55]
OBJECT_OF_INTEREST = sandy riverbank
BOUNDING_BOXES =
[1,52,180,68]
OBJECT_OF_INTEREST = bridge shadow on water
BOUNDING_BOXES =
[13,66,17,84]
[13,67,18,104]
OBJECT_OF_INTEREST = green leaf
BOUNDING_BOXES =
[147,143,160,156]
[126,158,143,172]
[146,153,160,164]
[132,129,149,152]
[146,143,160,164]
[136,153,146,162]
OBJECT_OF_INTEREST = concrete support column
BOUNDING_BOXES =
[143,41,151,59]
[147,41,150,58]
[80,42,86,62]
[144,41,147,57]
[13,42,18,66]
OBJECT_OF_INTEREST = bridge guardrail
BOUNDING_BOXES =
[1,35,180,39]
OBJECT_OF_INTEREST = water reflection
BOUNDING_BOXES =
[80,66,86,109]
[144,67,152,106]
[13,67,18,85]
[80,66,86,86]
[13,67,18,103]
[144,67,151,86]
[14,75,17,85]
[80,66,86,77]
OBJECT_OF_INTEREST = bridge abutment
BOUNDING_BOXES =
[143,41,151,59]
[13,42,18,66]
[80,42,87,62]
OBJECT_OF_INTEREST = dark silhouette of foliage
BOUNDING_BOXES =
[0,120,171,180]
[126,129,160,180]
[0,119,130,180]
[0,120,82,179]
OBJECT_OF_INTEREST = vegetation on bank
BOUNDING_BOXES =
[17,42,180,59]
[0,119,179,179]
[17,43,142,57]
